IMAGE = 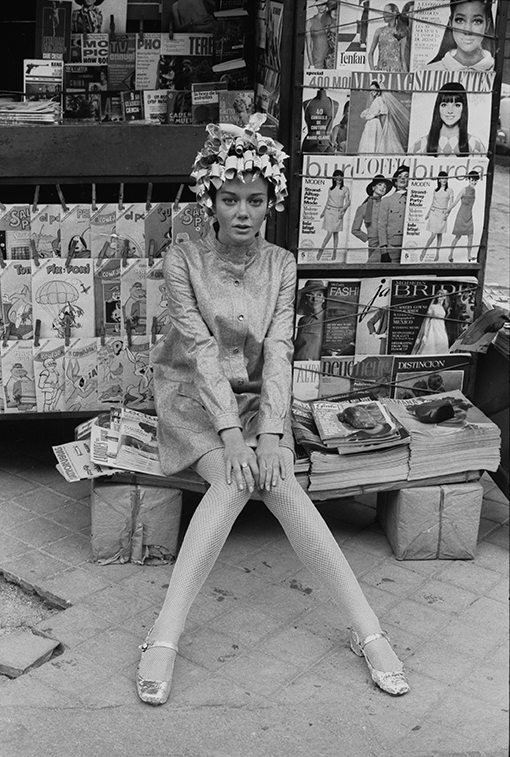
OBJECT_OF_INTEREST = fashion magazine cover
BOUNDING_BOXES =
[301,69,351,154]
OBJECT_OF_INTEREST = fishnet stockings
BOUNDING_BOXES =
[138,448,401,680]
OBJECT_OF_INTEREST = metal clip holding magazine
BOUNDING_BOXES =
[64,320,71,348]
[145,183,153,212]
[148,239,155,267]
[34,319,41,348]
[151,316,158,346]
[91,183,97,212]
[2,323,12,347]
[121,238,130,267]
[30,238,40,267]
[125,318,133,348]
[32,185,39,212]
[56,185,68,212]
[99,321,106,347]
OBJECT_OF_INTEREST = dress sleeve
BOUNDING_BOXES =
[256,251,297,437]
[163,245,242,434]
[351,202,368,243]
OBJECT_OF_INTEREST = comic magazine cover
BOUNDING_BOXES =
[99,91,124,122]
[346,70,412,155]
[64,337,99,411]
[298,155,355,264]
[70,33,109,64]
[0,261,33,340]
[63,91,102,120]
[218,90,255,127]
[93,258,122,336]
[0,206,31,261]
[71,0,127,35]
[90,203,117,258]
[31,258,95,339]
[23,59,64,101]
[172,202,209,244]
[97,336,125,407]
[108,33,136,90]
[386,276,478,355]
[60,204,91,261]
[122,335,153,410]
[146,260,170,337]
[1,341,38,413]
[121,258,148,336]
[32,338,66,412]
[293,278,361,362]
[145,203,172,258]
[143,90,168,124]
[365,0,413,73]
[166,89,193,123]
[402,155,489,264]
[35,0,72,60]
[408,70,494,157]
[120,90,144,120]
[301,69,351,154]
[116,203,146,258]
[30,205,62,260]
[409,0,498,72]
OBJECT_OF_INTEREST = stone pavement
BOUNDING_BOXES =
[0,421,508,757]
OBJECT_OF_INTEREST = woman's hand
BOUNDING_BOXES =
[256,434,287,491]
[220,428,258,492]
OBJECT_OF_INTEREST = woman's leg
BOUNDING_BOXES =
[138,448,251,680]
[260,448,402,672]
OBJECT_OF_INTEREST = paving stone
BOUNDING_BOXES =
[409,577,479,615]
[45,500,91,532]
[5,516,74,550]
[0,530,31,561]
[219,648,301,696]
[1,550,71,582]
[437,559,503,595]
[353,581,402,616]
[483,523,510,549]
[46,478,91,499]
[179,671,265,708]
[405,639,479,683]
[342,526,394,558]
[178,626,247,672]
[0,500,38,529]
[455,596,509,634]
[34,604,113,648]
[247,582,315,622]
[254,624,334,668]
[13,487,70,515]
[118,568,177,602]
[0,473,38,498]
[0,630,60,678]
[477,516,502,540]
[427,614,502,658]
[79,583,155,623]
[481,497,510,524]
[0,670,72,707]
[473,541,510,574]
[37,566,113,603]
[458,661,509,704]
[78,558,141,582]
[425,689,509,751]
[40,532,93,565]
[232,539,305,583]
[360,561,429,597]
[334,544,386,577]
[380,599,450,639]
[30,650,113,695]
[202,561,273,601]
[74,626,141,672]
[208,602,286,646]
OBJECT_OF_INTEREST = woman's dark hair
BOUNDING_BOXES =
[330,169,344,189]
[435,170,449,191]
[370,80,382,93]
[426,82,469,155]
[467,170,480,181]
[428,0,495,65]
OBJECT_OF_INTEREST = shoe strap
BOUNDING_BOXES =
[139,639,178,654]
[358,630,389,651]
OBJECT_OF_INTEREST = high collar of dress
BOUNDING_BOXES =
[207,226,260,261]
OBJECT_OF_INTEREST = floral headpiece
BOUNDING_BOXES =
[190,113,289,213]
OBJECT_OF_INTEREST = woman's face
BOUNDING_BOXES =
[468,176,479,186]
[304,290,325,315]
[213,174,269,247]
[439,177,447,187]
[373,181,388,197]
[451,1,488,54]
[333,174,344,186]
[439,98,463,127]
[383,5,395,22]
[370,84,380,98]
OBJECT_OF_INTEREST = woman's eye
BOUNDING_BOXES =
[250,199,264,206]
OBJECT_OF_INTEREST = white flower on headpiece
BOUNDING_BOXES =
[191,114,289,214]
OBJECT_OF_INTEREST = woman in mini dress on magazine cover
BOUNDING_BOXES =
[448,170,480,261]
[411,288,451,354]
[368,3,408,72]
[426,0,495,71]
[136,115,410,707]
[358,80,409,154]
[411,82,486,156]
[317,170,351,260]
[420,171,454,261]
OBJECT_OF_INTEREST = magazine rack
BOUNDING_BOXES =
[285,0,509,401]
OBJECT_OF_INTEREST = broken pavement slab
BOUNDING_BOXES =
[0,631,61,678]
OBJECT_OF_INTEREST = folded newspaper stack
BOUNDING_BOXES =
[291,396,410,492]
[0,98,61,124]
[382,391,501,481]
[52,407,164,482]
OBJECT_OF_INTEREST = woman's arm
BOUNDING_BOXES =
[449,189,465,212]
[351,203,369,243]
[368,28,380,69]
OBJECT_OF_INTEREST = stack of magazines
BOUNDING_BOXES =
[52,407,164,482]
[291,396,410,492]
[382,391,501,481]
[0,99,61,124]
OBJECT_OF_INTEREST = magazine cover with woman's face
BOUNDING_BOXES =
[409,0,498,72]
[402,155,489,264]
[408,70,494,157]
